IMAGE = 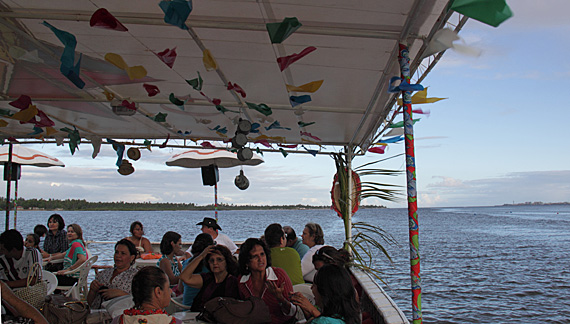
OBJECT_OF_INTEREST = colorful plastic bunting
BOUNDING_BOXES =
[201,141,215,149]
[250,123,260,133]
[286,80,323,93]
[169,93,185,107]
[302,145,318,156]
[154,112,167,122]
[279,148,288,157]
[227,82,246,98]
[9,47,44,64]
[450,0,512,27]
[389,119,420,128]
[9,95,31,109]
[421,28,481,59]
[159,0,192,30]
[265,121,291,131]
[397,88,447,105]
[289,95,311,107]
[159,134,170,148]
[186,72,203,91]
[143,84,160,97]
[378,135,404,144]
[155,47,177,68]
[255,139,272,148]
[121,100,137,110]
[277,46,316,71]
[60,127,81,155]
[42,21,85,89]
[203,49,218,71]
[278,144,297,149]
[104,53,147,80]
[0,120,8,127]
[298,121,315,127]
[246,102,273,116]
[266,17,302,44]
[209,125,227,134]
[90,8,128,31]
[106,138,125,167]
[300,131,321,141]
[369,146,387,154]
[11,105,38,123]
[388,77,424,93]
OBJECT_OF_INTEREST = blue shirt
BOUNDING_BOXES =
[291,239,310,259]
[181,257,209,306]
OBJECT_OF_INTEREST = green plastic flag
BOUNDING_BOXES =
[298,121,315,128]
[169,93,185,106]
[388,119,420,128]
[154,112,167,122]
[266,17,302,44]
[186,71,203,90]
[450,0,513,27]
[279,148,288,157]
[246,102,273,116]
[60,127,81,155]
[215,105,239,114]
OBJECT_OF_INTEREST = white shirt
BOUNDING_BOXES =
[301,244,324,282]
[185,232,238,255]
[0,247,42,282]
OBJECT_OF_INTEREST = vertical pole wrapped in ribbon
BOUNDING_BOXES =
[398,43,422,324]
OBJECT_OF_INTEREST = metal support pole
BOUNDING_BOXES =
[14,178,18,229]
[346,147,353,250]
[214,183,218,221]
[398,43,422,324]
[4,143,12,231]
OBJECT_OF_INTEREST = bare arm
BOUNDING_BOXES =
[1,281,48,324]
[56,253,87,275]
[159,257,179,285]
[142,237,153,253]
[179,245,215,288]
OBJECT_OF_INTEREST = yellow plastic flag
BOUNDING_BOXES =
[103,90,115,101]
[126,66,147,80]
[11,105,38,122]
[203,49,218,71]
[45,127,57,136]
[104,53,128,70]
[286,80,324,93]
[0,120,8,127]
[397,88,447,105]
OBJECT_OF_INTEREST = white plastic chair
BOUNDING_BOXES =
[293,283,315,305]
[170,295,192,312]
[42,270,58,295]
[56,255,98,301]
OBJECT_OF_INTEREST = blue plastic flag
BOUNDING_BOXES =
[289,95,311,107]
[159,0,192,30]
[42,21,85,88]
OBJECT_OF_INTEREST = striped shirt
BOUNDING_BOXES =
[0,247,42,284]
[43,229,68,254]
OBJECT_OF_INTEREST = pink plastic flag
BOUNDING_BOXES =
[278,144,297,149]
[155,47,177,68]
[227,82,246,98]
[254,139,272,148]
[369,146,386,154]
[159,134,170,148]
[201,141,215,148]
[35,110,55,127]
[300,131,321,141]
[143,84,160,97]
[121,100,137,110]
[90,8,128,31]
[9,95,32,110]
[277,46,316,71]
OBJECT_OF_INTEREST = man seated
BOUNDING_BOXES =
[0,229,42,288]
[187,217,238,255]
[264,223,304,285]
[283,226,309,259]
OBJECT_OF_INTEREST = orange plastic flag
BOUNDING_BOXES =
[11,105,38,122]
[0,120,8,127]
[286,80,323,93]
[105,53,147,80]
[203,49,218,71]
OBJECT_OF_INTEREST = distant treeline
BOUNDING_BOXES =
[0,197,386,211]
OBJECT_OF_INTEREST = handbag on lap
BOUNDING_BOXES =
[41,295,90,324]
[12,263,47,309]
[197,296,271,324]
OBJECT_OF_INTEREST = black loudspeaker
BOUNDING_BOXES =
[201,165,219,186]
[4,163,21,181]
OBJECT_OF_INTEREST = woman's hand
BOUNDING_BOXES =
[89,280,104,293]
[55,269,67,276]
[198,245,215,259]
[291,292,320,318]
[266,280,286,302]
[100,288,127,300]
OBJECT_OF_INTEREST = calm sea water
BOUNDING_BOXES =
[4,205,570,323]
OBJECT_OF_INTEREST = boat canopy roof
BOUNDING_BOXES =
[0,0,459,154]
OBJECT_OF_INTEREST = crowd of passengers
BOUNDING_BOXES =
[0,214,368,324]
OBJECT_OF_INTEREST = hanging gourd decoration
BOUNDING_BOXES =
[331,169,361,219]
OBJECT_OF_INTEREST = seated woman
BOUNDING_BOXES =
[300,223,326,282]
[42,214,68,271]
[156,231,184,288]
[110,267,181,324]
[292,246,358,320]
[238,238,296,324]
[180,233,214,307]
[179,244,240,312]
[24,233,40,251]
[308,264,360,324]
[87,239,139,309]
[49,223,89,286]
[124,221,152,256]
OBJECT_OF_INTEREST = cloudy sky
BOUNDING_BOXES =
[8,1,570,208]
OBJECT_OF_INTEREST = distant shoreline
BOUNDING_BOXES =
[500,202,570,206]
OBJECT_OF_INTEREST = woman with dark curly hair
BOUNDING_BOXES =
[179,244,240,312]
[110,267,181,324]
[309,264,360,324]
[238,238,295,324]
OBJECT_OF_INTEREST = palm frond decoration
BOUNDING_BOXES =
[331,151,403,280]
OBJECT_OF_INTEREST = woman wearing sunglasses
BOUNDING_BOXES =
[178,244,240,312]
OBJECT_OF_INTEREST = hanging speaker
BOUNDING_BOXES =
[201,164,219,186]
[3,163,21,181]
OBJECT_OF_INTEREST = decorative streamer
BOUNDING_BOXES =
[266,17,302,44]
[90,8,128,31]
[286,80,323,93]
[159,134,170,148]
[106,138,125,167]
[143,84,160,97]
[399,43,422,324]
[203,49,218,71]
[42,22,85,88]
[155,47,177,68]
[277,46,317,71]
[227,82,246,98]
[159,0,192,30]
[289,95,311,107]
[450,0,512,27]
